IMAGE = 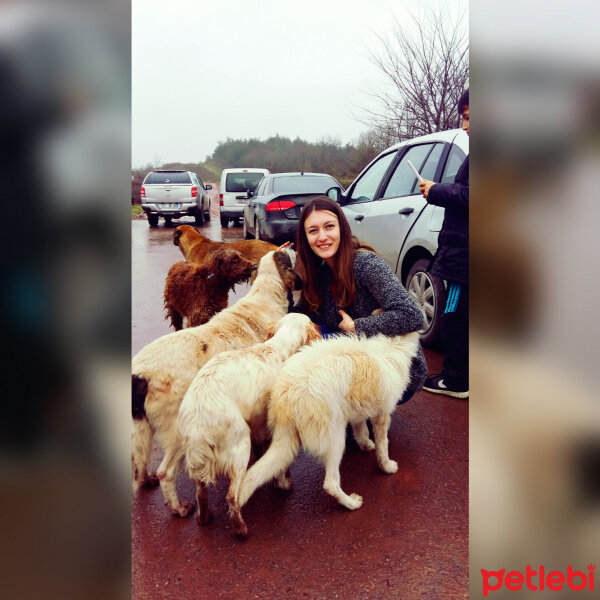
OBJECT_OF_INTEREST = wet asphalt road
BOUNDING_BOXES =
[131,206,468,599]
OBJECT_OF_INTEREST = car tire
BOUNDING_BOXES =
[254,219,261,240]
[204,205,211,221]
[220,215,229,228]
[405,258,446,348]
[194,208,204,226]
[243,217,252,239]
[148,214,159,227]
[164,216,173,226]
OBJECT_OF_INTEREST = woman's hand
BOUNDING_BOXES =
[338,310,355,333]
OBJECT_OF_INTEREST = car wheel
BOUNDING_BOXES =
[204,204,211,221]
[254,219,261,240]
[194,207,204,226]
[405,258,446,348]
[220,215,228,228]
[147,214,158,227]
[164,216,173,226]
[243,217,252,239]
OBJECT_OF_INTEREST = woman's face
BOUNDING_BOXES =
[304,209,341,265]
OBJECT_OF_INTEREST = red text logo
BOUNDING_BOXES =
[481,565,595,596]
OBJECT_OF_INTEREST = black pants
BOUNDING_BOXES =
[440,282,469,387]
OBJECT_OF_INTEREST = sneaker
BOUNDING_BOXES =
[423,375,469,399]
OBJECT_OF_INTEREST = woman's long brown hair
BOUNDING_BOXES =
[295,196,376,314]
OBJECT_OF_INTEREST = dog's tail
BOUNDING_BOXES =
[132,374,148,420]
[238,423,299,508]
[131,374,153,495]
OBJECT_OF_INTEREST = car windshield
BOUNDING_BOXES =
[273,175,335,194]
[145,171,191,184]
[226,173,264,193]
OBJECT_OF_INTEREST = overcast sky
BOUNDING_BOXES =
[132,0,467,168]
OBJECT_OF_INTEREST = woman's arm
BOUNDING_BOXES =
[352,252,424,337]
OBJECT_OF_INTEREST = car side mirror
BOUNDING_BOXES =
[205,184,212,190]
[326,186,343,204]
[247,189,253,198]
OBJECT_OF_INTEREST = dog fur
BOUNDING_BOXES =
[131,248,298,517]
[177,313,321,536]
[164,246,255,330]
[238,331,420,518]
[174,224,277,265]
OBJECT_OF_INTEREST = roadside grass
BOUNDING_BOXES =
[131,205,144,218]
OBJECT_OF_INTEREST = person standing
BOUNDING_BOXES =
[419,89,469,399]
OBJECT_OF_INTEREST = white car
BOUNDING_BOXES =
[329,129,468,347]
[219,167,269,227]
[141,170,212,227]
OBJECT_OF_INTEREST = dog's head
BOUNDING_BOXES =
[173,225,206,248]
[273,249,302,292]
[208,247,255,282]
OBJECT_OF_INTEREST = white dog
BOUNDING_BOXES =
[177,313,321,536]
[238,331,420,520]
[131,248,298,517]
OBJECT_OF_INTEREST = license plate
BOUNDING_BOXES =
[162,203,180,209]
[236,198,247,205]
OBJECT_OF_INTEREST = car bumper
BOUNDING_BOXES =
[220,206,244,219]
[142,202,199,218]
[259,217,298,244]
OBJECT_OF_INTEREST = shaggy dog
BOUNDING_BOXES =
[177,313,321,536]
[164,246,255,330]
[174,224,277,265]
[131,248,298,517]
[238,331,420,520]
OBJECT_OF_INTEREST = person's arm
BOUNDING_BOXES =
[419,156,468,212]
[351,253,424,337]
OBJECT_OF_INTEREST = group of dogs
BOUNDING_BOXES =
[132,224,420,537]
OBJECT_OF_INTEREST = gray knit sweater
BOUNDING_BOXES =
[294,250,428,395]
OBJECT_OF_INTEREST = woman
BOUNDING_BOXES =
[290,195,427,403]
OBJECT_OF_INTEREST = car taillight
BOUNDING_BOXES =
[191,186,198,197]
[140,186,145,198]
[266,200,296,212]
[219,193,223,199]
[219,198,223,206]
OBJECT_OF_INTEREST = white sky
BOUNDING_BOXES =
[132,0,467,168]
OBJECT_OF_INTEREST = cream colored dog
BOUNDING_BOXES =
[131,248,298,517]
[238,331,420,519]
[177,313,321,536]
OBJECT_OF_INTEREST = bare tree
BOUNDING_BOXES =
[358,1,468,143]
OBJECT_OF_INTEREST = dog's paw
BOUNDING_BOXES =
[357,439,375,452]
[172,501,195,518]
[380,459,398,474]
[346,493,363,510]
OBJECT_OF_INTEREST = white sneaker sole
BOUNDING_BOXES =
[423,386,469,399]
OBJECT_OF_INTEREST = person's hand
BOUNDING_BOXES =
[338,310,355,333]
[277,241,294,251]
[419,178,436,199]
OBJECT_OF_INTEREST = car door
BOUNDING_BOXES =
[341,150,398,245]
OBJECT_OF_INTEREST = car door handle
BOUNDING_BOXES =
[354,215,364,221]
[398,207,414,215]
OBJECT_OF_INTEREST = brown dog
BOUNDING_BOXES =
[164,246,255,331]
[174,225,277,265]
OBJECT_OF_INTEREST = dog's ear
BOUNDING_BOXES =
[264,322,277,340]
[249,265,259,286]
[173,228,182,246]
[274,251,300,291]
[305,321,322,344]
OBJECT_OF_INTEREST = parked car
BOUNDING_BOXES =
[242,172,345,244]
[219,168,270,227]
[327,129,468,347]
[141,170,212,227]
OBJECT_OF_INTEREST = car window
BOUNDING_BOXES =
[272,175,336,194]
[226,173,265,193]
[145,171,191,184]
[420,143,444,182]
[347,151,396,204]
[254,178,267,197]
[440,145,466,183]
[381,144,436,199]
